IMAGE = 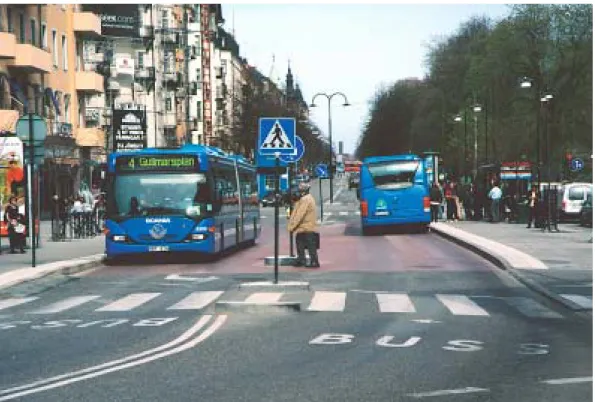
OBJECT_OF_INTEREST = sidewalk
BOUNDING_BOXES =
[0,220,105,291]
[431,220,593,311]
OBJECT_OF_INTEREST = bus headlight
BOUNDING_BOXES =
[191,233,207,241]
[112,235,127,242]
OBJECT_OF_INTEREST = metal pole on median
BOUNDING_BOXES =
[27,112,36,267]
[274,155,280,284]
[288,162,294,257]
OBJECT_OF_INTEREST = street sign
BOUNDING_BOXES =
[316,163,329,179]
[258,118,296,156]
[280,136,305,163]
[570,157,584,172]
[16,114,47,144]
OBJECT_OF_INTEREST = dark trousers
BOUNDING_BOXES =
[527,207,537,228]
[296,232,319,265]
[431,204,440,222]
[446,198,456,220]
[7,226,24,252]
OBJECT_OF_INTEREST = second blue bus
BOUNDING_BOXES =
[358,154,431,234]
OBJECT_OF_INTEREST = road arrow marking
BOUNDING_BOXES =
[165,274,219,283]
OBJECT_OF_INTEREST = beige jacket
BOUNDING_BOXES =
[288,193,318,234]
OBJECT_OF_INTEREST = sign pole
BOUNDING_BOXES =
[273,155,280,284]
[27,113,36,267]
[319,177,323,222]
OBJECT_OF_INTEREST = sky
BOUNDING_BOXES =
[221,3,511,155]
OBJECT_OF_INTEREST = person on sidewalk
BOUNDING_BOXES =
[3,196,22,253]
[444,182,456,221]
[526,185,539,228]
[430,182,443,223]
[287,182,320,268]
[488,182,503,223]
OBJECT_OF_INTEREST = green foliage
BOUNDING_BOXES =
[356,4,592,181]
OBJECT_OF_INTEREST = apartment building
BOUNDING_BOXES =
[0,4,107,212]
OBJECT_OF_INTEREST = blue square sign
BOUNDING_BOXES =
[258,118,296,156]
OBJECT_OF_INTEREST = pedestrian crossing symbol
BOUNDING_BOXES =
[258,117,296,156]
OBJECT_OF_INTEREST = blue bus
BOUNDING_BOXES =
[104,145,260,261]
[358,154,431,234]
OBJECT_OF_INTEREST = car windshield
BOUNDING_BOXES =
[367,160,420,190]
[569,186,590,201]
[112,173,211,218]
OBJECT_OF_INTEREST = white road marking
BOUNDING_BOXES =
[541,377,592,385]
[411,319,442,324]
[505,297,563,319]
[0,315,212,396]
[559,294,592,309]
[323,212,332,216]
[407,387,490,398]
[0,315,226,401]
[32,296,100,314]
[95,293,161,312]
[377,293,415,313]
[167,291,223,310]
[244,292,283,304]
[355,210,361,215]
[436,294,489,316]
[339,211,349,216]
[165,274,219,283]
[0,298,38,312]
[307,292,346,312]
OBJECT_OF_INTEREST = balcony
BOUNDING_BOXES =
[76,127,105,147]
[73,12,101,37]
[163,70,178,83]
[140,25,154,38]
[0,32,16,59]
[135,66,155,80]
[163,112,177,128]
[162,32,177,43]
[76,71,104,93]
[9,43,51,73]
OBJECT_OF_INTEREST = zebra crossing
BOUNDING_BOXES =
[0,290,585,319]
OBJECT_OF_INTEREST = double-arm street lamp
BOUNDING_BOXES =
[309,92,350,204]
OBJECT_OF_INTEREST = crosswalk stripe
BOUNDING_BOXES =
[167,291,224,310]
[32,296,100,314]
[307,292,346,311]
[244,292,283,304]
[376,293,415,313]
[355,211,361,215]
[505,297,563,319]
[560,294,592,309]
[339,211,349,216]
[436,294,489,316]
[95,293,161,312]
[0,297,38,311]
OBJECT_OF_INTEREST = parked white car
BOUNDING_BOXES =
[557,182,593,218]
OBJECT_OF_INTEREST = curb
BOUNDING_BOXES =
[430,225,589,313]
[0,254,105,292]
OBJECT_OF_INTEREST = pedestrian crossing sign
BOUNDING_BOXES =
[258,118,296,156]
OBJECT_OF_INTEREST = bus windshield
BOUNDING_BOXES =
[368,160,420,190]
[112,173,211,218]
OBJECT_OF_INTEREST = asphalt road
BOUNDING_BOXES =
[0,178,591,401]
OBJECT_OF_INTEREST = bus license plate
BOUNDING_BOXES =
[149,246,169,252]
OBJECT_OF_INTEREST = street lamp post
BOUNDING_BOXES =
[520,77,541,188]
[541,92,555,232]
[472,104,482,177]
[454,112,468,180]
[309,92,350,204]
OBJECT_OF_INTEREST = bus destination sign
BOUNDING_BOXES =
[115,154,199,172]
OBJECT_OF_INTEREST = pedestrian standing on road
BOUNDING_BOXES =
[488,182,503,223]
[429,182,442,223]
[3,196,21,253]
[288,182,320,268]
[526,185,539,228]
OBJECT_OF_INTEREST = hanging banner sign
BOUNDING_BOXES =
[113,109,147,152]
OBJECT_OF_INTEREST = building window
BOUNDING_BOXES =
[165,97,172,112]
[61,34,67,71]
[29,18,36,46]
[52,30,58,67]
[196,101,201,121]
[18,13,25,43]
[75,41,80,71]
[137,51,144,69]
[0,7,4,32]
[78,96,84,127]
[41,23,47,49]
[64,94,71,123]
[161,10,168,29]
[7,7,12,33]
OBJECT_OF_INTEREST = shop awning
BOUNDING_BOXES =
[0,109,20,134]
[44,87,61,116]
